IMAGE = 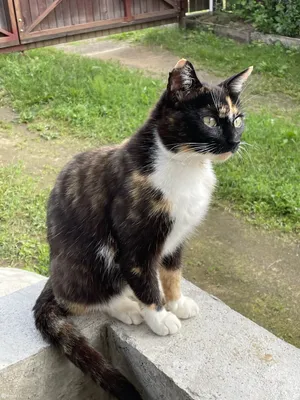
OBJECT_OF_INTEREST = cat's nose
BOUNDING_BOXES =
[230,140,240,152]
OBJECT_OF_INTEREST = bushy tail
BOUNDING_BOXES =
[33,280,142,400]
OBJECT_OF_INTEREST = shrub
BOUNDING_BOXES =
[230,0,300,38]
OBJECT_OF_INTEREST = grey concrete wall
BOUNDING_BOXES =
[1,270,300,400]
[187,19,300,49]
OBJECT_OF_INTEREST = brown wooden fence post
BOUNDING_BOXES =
[178,0,187,29]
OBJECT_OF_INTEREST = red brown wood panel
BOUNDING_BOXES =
[69,0,80,25]
[84,0,94,22]
[7,0,180,49]
[45,0,58,29]
[132,0,141,16]
[0,0,11,31]
[0,0,20,48]
[36,0,49,30]
[28,0,41,30]
[16,0,32,27]
[61,0,72,26]
[54,3,65,28]
[92,0,101,21]
[106,0,115,19]
[77,0,86,24]
[99,0,109,20]
[112,0,123,19]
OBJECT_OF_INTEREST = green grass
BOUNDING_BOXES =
[112,27,300,103]
[0,164,49,275]
[0,48,163,140]
[215,112,299,232]
[0,44,298,279]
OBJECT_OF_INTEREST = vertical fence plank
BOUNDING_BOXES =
[101,0,109,20]
[44,0,58,29]
[69,0,80,25]
[93,0,101,21]
[84,0,94,22]
[54,3,65,27]
[0,0,10,32]
[37,1,49,30]
[61,0,72,26]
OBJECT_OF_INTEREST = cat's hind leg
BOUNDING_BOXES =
[104,288,143,326]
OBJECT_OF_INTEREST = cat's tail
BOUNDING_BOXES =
[33,279,142,400]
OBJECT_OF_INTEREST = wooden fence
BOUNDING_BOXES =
[0,0,213,53]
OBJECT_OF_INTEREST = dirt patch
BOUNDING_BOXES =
[184,207,300,346]
[0,107,93,186]
[56,39,219,84]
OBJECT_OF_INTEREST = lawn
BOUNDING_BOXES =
[0,37,299,275]
[113,27,300,104]
[0,164,49,274]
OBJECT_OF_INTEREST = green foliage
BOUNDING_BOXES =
[231,0,300,38]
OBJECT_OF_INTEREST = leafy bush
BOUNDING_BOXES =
[231,0,300,38]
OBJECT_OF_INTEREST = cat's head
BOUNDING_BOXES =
[157,59,253,162]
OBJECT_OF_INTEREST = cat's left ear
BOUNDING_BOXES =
[219,66,253,96]
[168,59,202,100]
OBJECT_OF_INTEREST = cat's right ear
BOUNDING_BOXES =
[219,66,253,96]
[167,59,202,100]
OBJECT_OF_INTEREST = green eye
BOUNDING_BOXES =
[234,116,243,128]
[203,116,217,127]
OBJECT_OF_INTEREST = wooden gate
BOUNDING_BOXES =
[0,0,19,48]
[0,0,186,52]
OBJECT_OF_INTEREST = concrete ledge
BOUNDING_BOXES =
[0,267,46,296]
[187,19,300,49]
[1,271,300,399]
[250,31,300,49]
[186,19,251,43]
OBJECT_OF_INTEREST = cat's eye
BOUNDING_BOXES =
[234,116,243,128]
[203,116,217,128]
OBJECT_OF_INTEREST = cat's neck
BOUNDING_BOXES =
[126,92,211,174]
[154,130,211,169]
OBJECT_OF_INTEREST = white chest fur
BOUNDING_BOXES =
[150,137,216,256]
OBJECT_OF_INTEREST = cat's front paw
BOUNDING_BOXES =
[143,308,181,336]
[167,296,199,319]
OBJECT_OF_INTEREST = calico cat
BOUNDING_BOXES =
[33,59,252,400]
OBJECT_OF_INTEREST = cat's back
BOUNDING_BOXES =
[47,144,124,242]
[51,144,121,205]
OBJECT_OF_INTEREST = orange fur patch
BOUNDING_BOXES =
[174,58,187,69]
[65,301,87,315]
[159,268,182,302]
[131,266,142,276]
[226,96,238,116]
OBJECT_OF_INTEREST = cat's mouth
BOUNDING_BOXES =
[214,152,233,162]
[208,141,240,162]
[175,142,239,162]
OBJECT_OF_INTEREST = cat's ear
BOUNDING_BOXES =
[219,66,253,95]
[167,59,201,100]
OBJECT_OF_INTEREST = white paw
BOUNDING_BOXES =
[107,298,143,326]
[167,296,199,319]
[119,309,144,325]
[142,308,181,336]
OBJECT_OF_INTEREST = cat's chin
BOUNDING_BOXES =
[210,152,233,163]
